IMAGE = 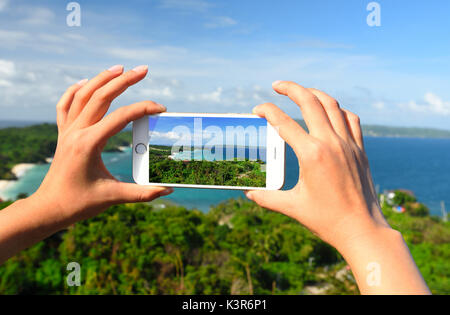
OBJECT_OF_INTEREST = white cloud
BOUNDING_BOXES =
[65,33,87,42]
[0,59,15,77]
[0,29,29,45]
[403,93,450,116]
[0,0,8,11]
[37,33,66,44]
[372,101,385,110]
[186,85,278,108]
[140,87,174,99]
[150,130,183,141]
[25,72,37,82]
[188,87,223,103]
[0,29,89,55]
[0,0,448,130]
[109,48,161,60]
[296,39,353,50]
[108,46,187,61]
[19,7,55,25]
[159,0,213,12]
[150,129,215,144]
[205,16,237,29]
[0,62,89,118]
[0,79,12,87]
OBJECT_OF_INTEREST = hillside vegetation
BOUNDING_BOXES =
[0,196,448,295]
[362,125,450,138]
[149,145,266,187]
[0,124,131,179]
[2,122,449,179]
[294,120,450,139]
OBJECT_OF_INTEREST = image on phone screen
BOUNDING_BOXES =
[148,116,267,187]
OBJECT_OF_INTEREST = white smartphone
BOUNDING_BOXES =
[133,113,285,190]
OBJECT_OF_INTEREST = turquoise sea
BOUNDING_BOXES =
[170,147,266,162]
[2,137,449,215]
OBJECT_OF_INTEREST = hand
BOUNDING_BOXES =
[246,81,430,294]
[245,81,390,251]
[34,65,173,226]
[0,65,174,263]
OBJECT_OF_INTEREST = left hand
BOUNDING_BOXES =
[34,65,173,226]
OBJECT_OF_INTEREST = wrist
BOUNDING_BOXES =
[336,224,401,259]
[0,192,69,264]
[316,199,391,251]
[25,190,70,233]
[334,224,430,294]
[322,207,392,254]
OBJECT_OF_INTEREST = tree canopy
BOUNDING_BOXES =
[0,197,448,295]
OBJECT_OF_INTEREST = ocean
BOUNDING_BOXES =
[1,137,449,215]
[169,146,266,162]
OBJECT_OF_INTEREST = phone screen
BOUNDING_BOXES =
[148,115,267,187]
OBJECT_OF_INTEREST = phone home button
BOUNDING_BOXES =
[135,143,147,155]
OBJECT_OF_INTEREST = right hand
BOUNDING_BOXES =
[245,81,391,251]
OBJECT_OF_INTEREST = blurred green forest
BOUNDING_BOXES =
[0,124,449,294]
[0,197,448,295]
[0,124,131,179]
[149,145,266,187]
[362,125,450,138]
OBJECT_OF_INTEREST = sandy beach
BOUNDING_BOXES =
[11,163,35,178]
[0,180,15,200]
[0,163,36,201]
[117,145,132,152]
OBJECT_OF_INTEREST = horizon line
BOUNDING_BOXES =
[1,119,450,133]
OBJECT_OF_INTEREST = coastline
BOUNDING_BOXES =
[0,163,36,201]
[0,145,130,201]
[118,145,131,152]
[0,145,131,202]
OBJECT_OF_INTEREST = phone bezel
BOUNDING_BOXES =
[133,113,285,190]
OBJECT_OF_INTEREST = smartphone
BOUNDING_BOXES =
[133,113,285,190]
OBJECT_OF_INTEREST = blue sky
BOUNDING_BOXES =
[149,116,267,147]
[1,0,450,129]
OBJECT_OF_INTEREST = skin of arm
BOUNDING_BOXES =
[245,81,431,295]
[0,65,173,264]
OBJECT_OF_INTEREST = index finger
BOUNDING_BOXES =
[92,101,166,144]
[253,103,309,156]
[66,65,124,124]
[56,80,87,130]
[77,65,149,128]
[272,81,334,138]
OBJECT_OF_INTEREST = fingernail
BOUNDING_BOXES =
[244,191,253,199]
[132,65,149,73]
[159,188,173,197]
[272,80,282,87]
[108,65,124,73]
[77,78,88,86]
[157,103,166,111]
